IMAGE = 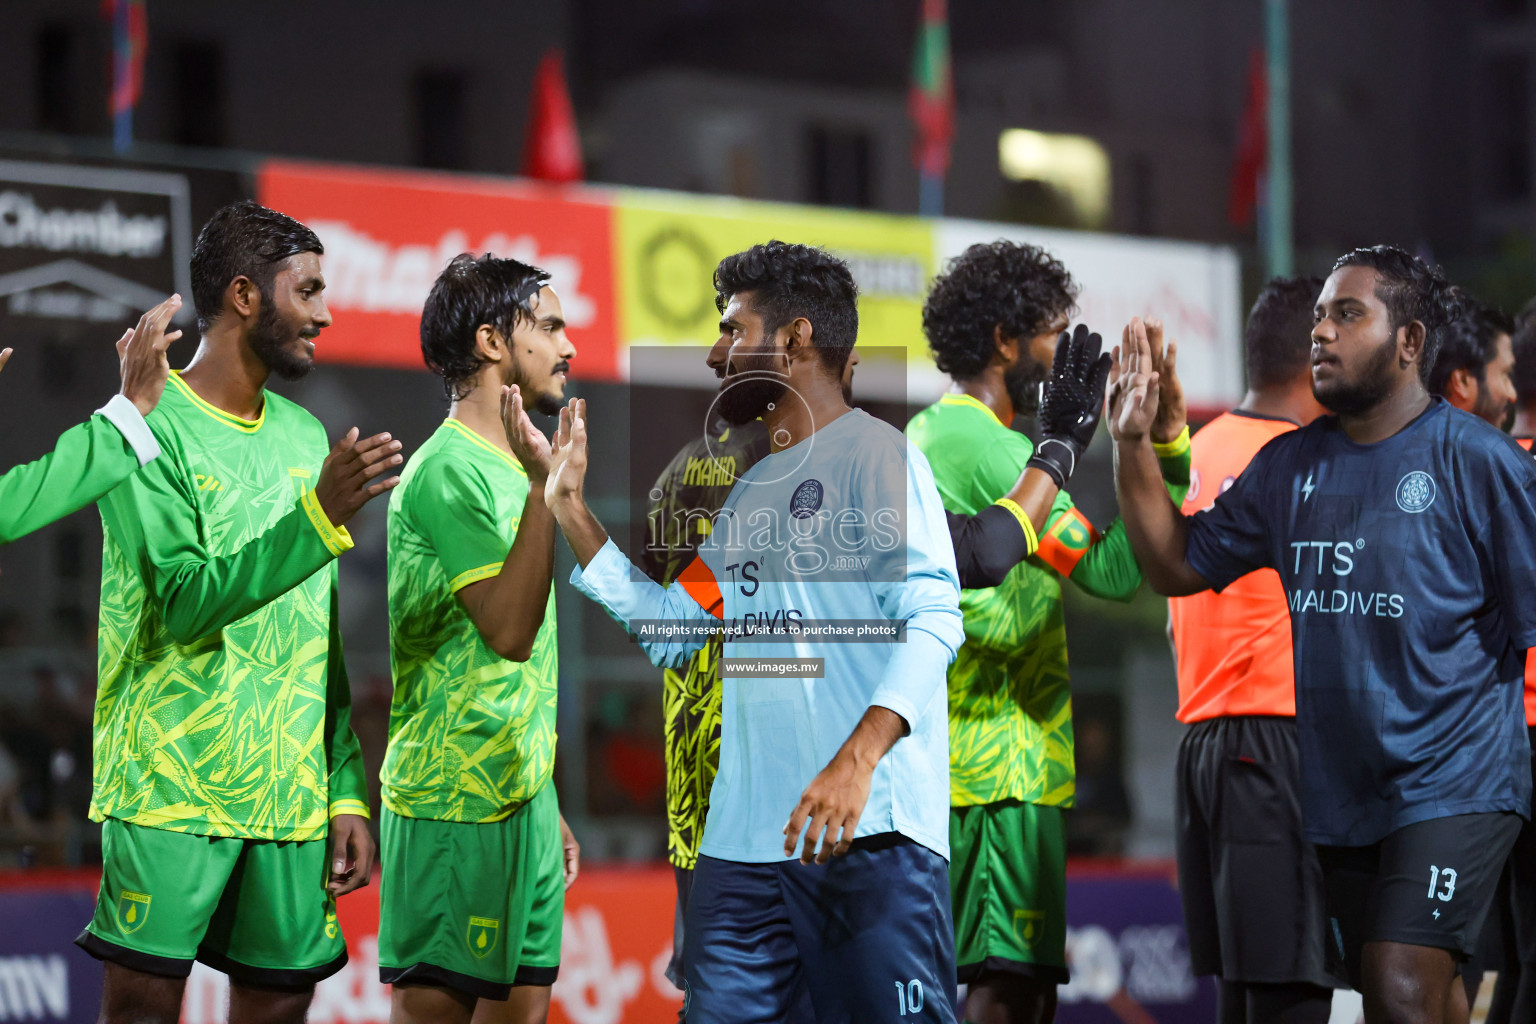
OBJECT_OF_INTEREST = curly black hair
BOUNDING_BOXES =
[420,253,551,401]
[190,200,323,333]
[1331,245,1460,386]
[921,241,1078,380]
[713,240,859,372]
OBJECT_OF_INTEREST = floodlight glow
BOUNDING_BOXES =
[997,129,1111,226]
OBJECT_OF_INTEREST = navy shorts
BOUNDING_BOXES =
[683,833,957,1024]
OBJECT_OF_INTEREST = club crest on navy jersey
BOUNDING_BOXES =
[1395,471,1436,514]
[790,479,823,519]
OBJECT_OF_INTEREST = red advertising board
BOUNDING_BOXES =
[256,161,619,379]
[179,868,683,1024]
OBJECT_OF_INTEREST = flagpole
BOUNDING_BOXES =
[1264,0,1293,277]
[920,173,944,218]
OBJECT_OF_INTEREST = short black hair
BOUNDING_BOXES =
[1244,275,1324,389]
[1429,293,1516,397]
[190,200,323,333]
[921,241,1078,380]
[1512,299,1536,408]
[420,253,551,401]
[713,240,859,372]
[1331,245,1459,386]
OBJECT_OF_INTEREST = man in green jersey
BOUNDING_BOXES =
[381,254,580,1024]
[76,200,402,1024]
[906,241,1189,1024]
[0,295,177,543]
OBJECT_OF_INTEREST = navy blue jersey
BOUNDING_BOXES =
[1184,399,1536,846]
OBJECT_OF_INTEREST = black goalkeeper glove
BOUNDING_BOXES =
[1026,324,1112,489]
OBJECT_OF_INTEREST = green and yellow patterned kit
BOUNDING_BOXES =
[907,393,1188,977]
[380,419,561,995]
[78,372,367,981]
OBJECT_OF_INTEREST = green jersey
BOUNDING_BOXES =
[92,372,367,841]
[906,393,1189,808]
[0,395,160,544]
[382,420,558,823]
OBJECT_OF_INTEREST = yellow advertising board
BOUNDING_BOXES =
[614,190,936,374]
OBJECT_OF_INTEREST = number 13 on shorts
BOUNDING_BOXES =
[1428,865,1458,901]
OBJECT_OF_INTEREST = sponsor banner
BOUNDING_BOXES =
[937,220,1244,412]
[614,190,936,396]
[256,162,620,378]
[1,864,1218,1024]
[0,159,192,329]
[0,886,99,1024]
[1058,866,1217,1023]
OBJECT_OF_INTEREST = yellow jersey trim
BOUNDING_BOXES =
[1151,425,1192,459]
[992,498,1039,557]
[168,372,266,433]
[449,562,504,593]
[328,799,371,820]
[443,419,528,476]
[939,392,1007,427]
[300,489,354,556]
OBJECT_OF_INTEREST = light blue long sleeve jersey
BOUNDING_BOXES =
[572,409,964,862]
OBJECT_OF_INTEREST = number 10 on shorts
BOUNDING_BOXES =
[1428,865,1457,901]
[895,979,925,1015]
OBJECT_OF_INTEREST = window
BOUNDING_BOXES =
[171,39,226,147]
[35,22,80,134]
[806,126,873,209]
[414,70,469,171]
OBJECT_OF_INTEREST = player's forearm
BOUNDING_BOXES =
[474,486,558,662]
[0,412,146,544]
[551,492,609,567]
[1003,466,1060,535]
[322,587,370,817]
[835,705,910,772]
[159,500,342,643]
[569,537,711,668]
[1113,437,1206,596]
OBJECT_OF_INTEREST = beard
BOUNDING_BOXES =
[1473,385,1513,430]
[1313,335,1398,416]
[248,301,314,381]
[1005,353,1049,419]
[717,369,789,425]
[511,361,569,415]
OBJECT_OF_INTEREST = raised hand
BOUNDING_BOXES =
[1108,317,1162,443]
[501,384,553,484]
[544,398,588,513]
[1144,318,1187,444]
[119,294,183,416]
[315,428,403,527]
[1026,323,1112,488]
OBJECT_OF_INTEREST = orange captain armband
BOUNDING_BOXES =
[676,556,725,620]
[1036,507,1099,577]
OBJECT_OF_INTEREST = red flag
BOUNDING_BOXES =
[908,0,954,179]
[1228,48,1267,228]
[521,50,583,184]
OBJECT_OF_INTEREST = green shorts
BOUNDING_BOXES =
[950,800,1068,985]
[76,818,346,985]
[378,784,563,1000]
